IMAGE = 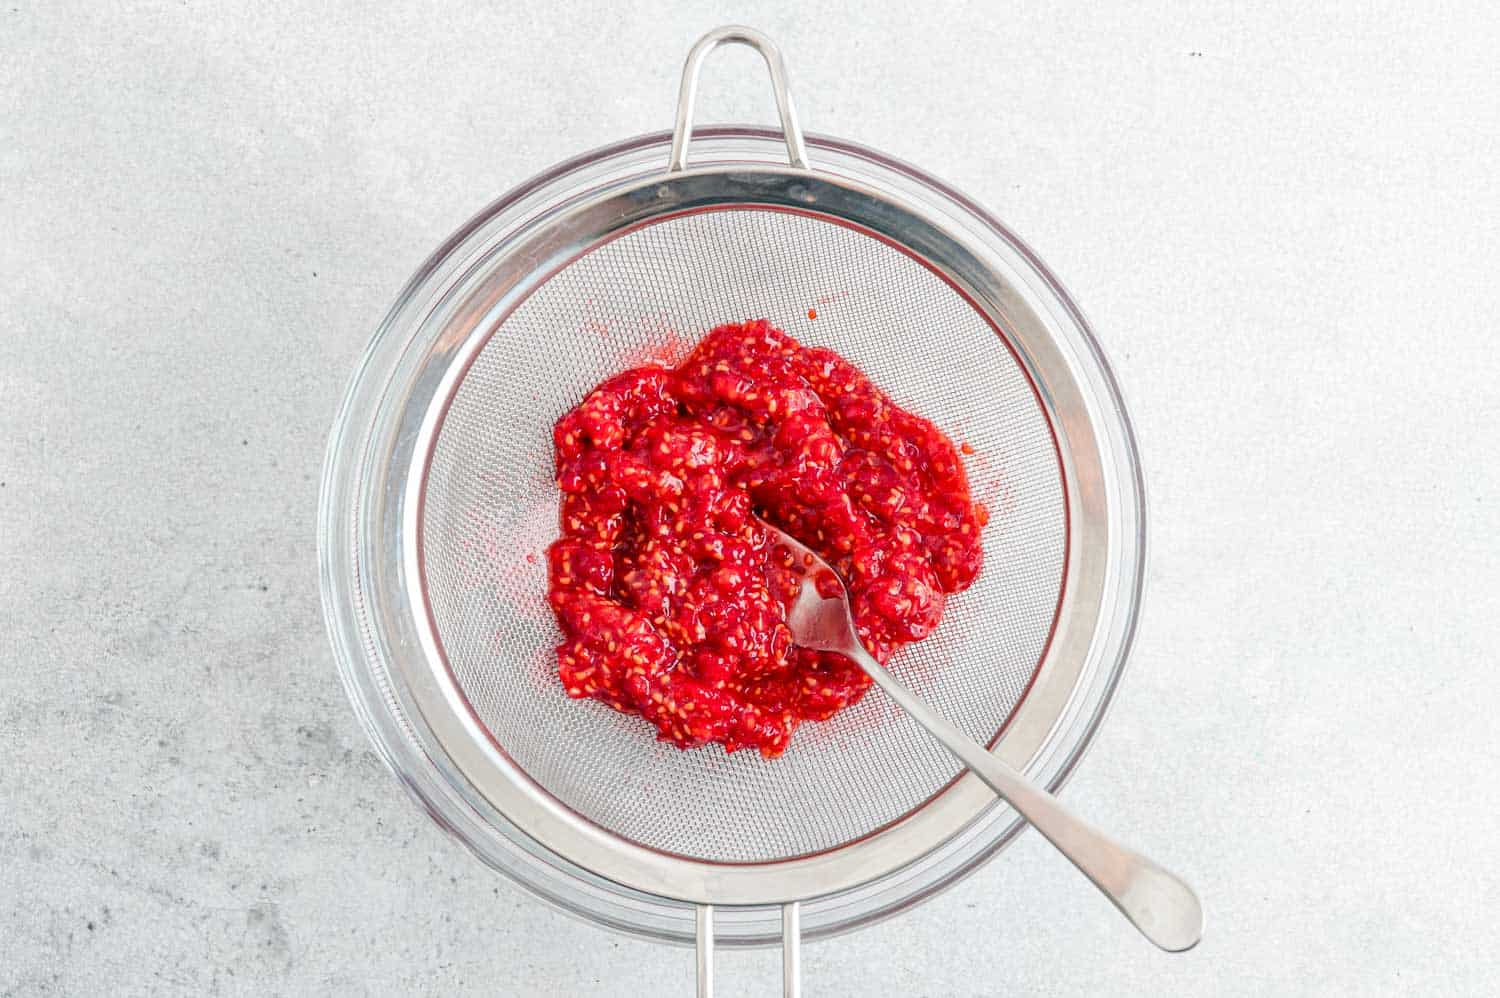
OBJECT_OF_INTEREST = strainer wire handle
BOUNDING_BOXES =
[695,905,712,998]
[695,901,802,997]
[668,25,810,172]
[782,901,801,997]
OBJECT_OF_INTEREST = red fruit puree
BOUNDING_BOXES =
[547,320,985,756]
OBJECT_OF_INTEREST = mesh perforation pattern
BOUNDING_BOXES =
[419,208,1066,864]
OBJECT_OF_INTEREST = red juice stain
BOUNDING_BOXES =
[618,325,691,368]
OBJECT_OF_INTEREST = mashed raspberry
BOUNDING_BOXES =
[547,320,984,756]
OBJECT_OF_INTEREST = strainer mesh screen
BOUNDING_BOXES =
[419,209,1065,863]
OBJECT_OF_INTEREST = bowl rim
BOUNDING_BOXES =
[318,125,1148,946]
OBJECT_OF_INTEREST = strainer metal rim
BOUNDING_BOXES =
[401,168,1097,905]
[319,127,1147,943]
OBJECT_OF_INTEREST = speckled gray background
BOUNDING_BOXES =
[3,2,1498,995]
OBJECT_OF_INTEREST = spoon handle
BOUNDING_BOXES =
[853,647,1204,952]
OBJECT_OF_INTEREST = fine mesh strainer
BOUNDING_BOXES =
[320,25,1193,995]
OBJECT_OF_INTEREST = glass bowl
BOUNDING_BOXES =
[318,126,1146,946]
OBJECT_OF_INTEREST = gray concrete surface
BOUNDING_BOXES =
[3,2,1499,995]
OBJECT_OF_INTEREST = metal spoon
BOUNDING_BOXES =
[763,520,1204,952]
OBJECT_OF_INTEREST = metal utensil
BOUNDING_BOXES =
[765,519,1203,953]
